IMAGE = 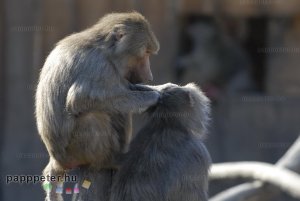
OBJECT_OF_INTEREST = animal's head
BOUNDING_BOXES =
[147,83,210,135]
[95,12,159,84]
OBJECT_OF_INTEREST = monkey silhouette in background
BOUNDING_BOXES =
[110,83,211,201]
[176,22,255,99]
[35,12,160,201]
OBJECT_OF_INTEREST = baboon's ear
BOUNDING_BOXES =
[112,24,126,41]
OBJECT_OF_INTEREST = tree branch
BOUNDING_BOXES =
[210,161,300,200]
[209,136,300,201]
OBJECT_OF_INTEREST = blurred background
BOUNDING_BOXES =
[1,0,300,200]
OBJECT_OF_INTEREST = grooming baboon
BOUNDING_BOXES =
[110,83,211,201]
[35,12,159,200]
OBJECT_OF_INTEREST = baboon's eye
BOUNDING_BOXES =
[118,33,124,39]
[115,33,125,41]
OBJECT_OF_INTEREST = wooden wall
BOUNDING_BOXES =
[180,0,300,17]
[1,0,300,200]
[0,0,5,197]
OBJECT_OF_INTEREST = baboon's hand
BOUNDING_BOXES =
[129,84,156,92]
[142,90,160,106]
[130,83,179,92]
[140,83,179,91]
[157,83,179,90]
[108,89,160,114]
[137,90,160,113]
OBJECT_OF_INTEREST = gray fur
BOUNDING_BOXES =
[35,12,159,201]
[110,83,211,201]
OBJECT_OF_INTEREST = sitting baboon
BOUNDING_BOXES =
[35,12,160,201]
[110,83,211,201]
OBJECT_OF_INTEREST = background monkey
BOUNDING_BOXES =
[110,83,211,201]
[35,12,160,200]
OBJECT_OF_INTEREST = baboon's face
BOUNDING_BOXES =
[105,13,159,84]
[125,51,153,84]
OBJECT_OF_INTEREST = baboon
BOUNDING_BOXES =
[110,83,211,201]
[35,12,160,200]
